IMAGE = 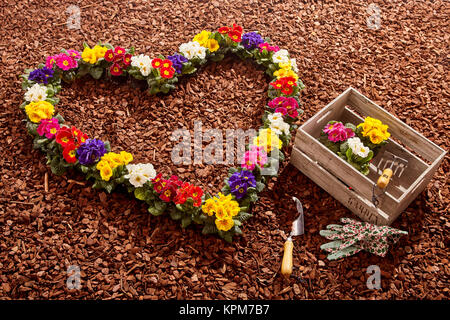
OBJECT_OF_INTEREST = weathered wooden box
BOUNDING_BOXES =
[290,87,446,225]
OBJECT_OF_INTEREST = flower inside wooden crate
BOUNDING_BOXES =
[318,117,390,175]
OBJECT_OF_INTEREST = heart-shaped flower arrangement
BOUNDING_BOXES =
[20,24,304,242]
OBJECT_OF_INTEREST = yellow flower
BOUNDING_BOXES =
[215,217,234,232]
[25,100,54,123]
[96,160,108,171]
[202,198,217,216]
[99,163,113,181]
[81,47,98,64]
[93,45,107,59]
[369,130,385,144]
[253,128,283,153]
[119,151,133,165]
[205,38,219,52]
[273,68,298,81]
[278,61,292,71]
[215,204,229,220]
[193,30,211,47]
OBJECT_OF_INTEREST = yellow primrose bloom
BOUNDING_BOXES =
[215,204,230,220]
[81,47,98,64]
[369,130,385,144]
[193,30,211,47]
[202,198,217,216]
[25,100,54,123]
[215,217,234,232]
[278,61,292,71]
[253,128,283,153]
[205,38,219,52]
[99,163,113,181]
[119,151,133,165]
[273,68,298,81]
[93,45,107,59]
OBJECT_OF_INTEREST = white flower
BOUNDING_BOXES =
[268,113,290,135]
[290,58,299,73]
[25,83,47,102]
[179,41,206,60]
[125,163,156,188]
[131,54,152,77]
[272,49,290,64]
[347,137,370,158]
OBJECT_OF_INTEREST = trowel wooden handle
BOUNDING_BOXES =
[377,168,393,189]
[281,239,294,278]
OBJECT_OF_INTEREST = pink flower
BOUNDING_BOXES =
[275,107,288,115]
[55,53,78,71]
[241,145,268,170]
[268,97,286,109]
[37,118,60,139]
[324,122,355,143]
[287,108,299,118]
[66,49,81,60]
[45,55,56,69]
[258,42,280,53]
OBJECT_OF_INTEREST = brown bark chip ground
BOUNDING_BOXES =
[0,0,448,299]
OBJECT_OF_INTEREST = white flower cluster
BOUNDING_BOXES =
[268,112,290,135]
[272,49,290,64]
[290,58,299,73]
[125,163,157,188]
[25,83,47,102]
[131,54,153,76]
[179,41,206,60]
[347,137,370,158]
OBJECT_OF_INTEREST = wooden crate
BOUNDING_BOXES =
[290,87,446,225]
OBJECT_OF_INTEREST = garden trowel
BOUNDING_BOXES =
[281,197,305,278]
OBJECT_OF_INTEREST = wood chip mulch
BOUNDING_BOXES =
[0,0,448,299]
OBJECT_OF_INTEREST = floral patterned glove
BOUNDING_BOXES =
[319,218,408,260]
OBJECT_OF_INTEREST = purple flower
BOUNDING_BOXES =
[28,67,54,84]
[228,169,257,199]
[76,139,107,166]
[167,53,188,74]
[241,32,264,50]
[229,180,248,200]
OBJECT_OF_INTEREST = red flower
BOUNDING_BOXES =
[228,30,242,42]
[281,85,293,95]
[55,127,74,148]
[232,23,243,33]
[152,173,163,184]
[161,59,172,69]
[104,49,115,62]
[113,54,124,63]
[218,26,230,34]
[62,142,77,163]
[270,79,283,90]
[160,184,177,202]
[189,186,203,207]
[123,54,132,66]
[78,132,88,145]
[114,46,126,55]
[281,76,297,87]
[168,175,183,187]
[160,67,175,79]
[110,63,123,76]
[152,58,163,69]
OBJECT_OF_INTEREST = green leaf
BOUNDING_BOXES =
[134,187,146,200]
[89,67,103,80]
[202,223,217,235]
[181,216,192,228]
[170,209,183,220]
[237,211,252,222]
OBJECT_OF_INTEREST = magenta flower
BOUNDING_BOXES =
[268,97,286,109]
[258,43,280,53]
[275,106,288,115]
[66,49,81,60]
[55,53,78,71]
[45,55,56,69]
[37,118,61,139]
[241,145,268,170]
[324,122,355,142]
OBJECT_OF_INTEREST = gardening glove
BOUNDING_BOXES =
[319,218,408,260]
